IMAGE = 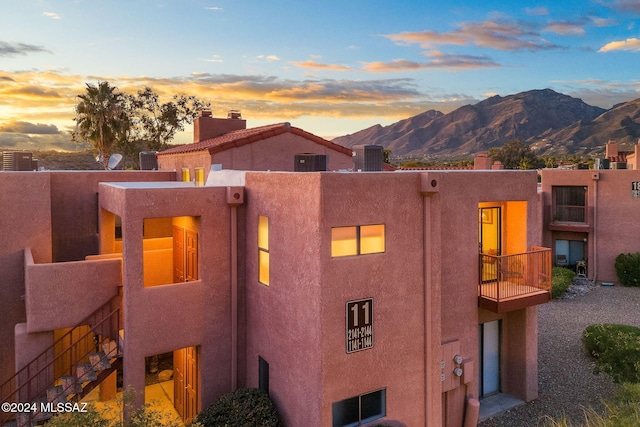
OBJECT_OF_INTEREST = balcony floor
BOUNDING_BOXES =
[479,281,550,313]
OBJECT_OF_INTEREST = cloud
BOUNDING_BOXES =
[383,20,558,51]
[362,52,499,72]
[205,6,223,11]
[257,55,280,62]
[0,121,60,134]
[599,0,640,13]
[525,7,549,16]
[0,41,50,57]
[291,60,351,71]
[201,55,223,63]
[598,37,640,52]
[545,21,586,36]
[43,12,61,19]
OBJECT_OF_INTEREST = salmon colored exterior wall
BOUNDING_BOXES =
[541,168,640,283]
[157,132,355,182]
[3,169,550,427]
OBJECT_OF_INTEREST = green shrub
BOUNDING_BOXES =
[552,267,575,298]
[583,324,640,383]
[196,388,282,427]
[615,253,640,287]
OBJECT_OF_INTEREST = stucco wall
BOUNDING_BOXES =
[317,172,426,427]
[243,172,324,426]
[99,183,234,411]
[541,169,640,283]
[49,171,176,262]
[0,172,52,385]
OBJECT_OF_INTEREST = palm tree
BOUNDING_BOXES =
[72,82,128,169]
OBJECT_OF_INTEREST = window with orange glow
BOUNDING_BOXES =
[331,224,385,257]
[258,215,270,285]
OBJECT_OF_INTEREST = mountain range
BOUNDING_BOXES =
[332,89,640,159]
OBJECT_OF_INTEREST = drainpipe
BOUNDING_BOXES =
[226,187,244,390]
[592,175,599,283]
[421,174,441,427]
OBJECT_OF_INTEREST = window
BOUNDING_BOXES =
[258,215,269,285]
[553,186,586,222]
[331,225,385,257]
[259,356,269,394]
[332,389,386,427]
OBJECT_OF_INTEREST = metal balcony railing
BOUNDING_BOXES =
[479,247,552,313]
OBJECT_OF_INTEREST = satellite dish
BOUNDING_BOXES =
[107,153,123,170]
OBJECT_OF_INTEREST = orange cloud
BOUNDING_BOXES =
[598,37,640,52]
[291,60,351,71]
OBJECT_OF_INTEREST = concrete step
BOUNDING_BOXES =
[76,363,97,382]
[89,351,111,371]
[61,375,82,395]
[46,385,65,404]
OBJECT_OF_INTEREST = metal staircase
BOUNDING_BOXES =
[0,296,123,427]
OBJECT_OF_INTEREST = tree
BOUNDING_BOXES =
[72,82,210,169]
[72,82,129,169]
[488,138,545,170]
[132,87,210,152]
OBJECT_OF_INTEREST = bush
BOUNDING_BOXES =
[583,324,640,384]
[615,253,640,287]
[196,388,282,427]
[552,267,575,298]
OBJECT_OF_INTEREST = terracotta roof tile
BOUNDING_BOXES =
[157,122,353,157]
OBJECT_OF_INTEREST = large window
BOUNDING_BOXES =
[332,389,386,427]
[553,186,586,222]
[331,225,385,257]
[258,215,270,286]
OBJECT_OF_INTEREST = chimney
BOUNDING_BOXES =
[605,139,618,159]
[474,152,492,170]
[194,110,247,143]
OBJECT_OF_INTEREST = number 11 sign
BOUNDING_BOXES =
[346,298,374,353]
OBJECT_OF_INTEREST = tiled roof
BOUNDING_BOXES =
[157,122,353,157]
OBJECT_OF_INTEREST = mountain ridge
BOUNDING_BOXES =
[333,89,640,159]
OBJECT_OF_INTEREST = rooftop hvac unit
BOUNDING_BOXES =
[610,161,627,170]
[2,151,33,171]
[353,144,384,171]
[294,153,327,172]
[594,158,610,170]
[139,151,158,170]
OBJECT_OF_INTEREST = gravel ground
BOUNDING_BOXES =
[478,279,640,427]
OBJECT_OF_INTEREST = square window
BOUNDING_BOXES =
[331,226,358,257]
[360,225,385,255]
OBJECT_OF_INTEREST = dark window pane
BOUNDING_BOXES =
[332,396,359,427]
[361,389,386,422]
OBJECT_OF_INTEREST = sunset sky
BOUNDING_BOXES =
[1,0,640,151]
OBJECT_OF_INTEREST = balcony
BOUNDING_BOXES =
[479,247,552,313]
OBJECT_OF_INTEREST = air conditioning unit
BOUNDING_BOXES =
[2,151,33,171]
[610,161,627,170]
[353,145,384,171]
[139,152,158,170]
[294,153,327,172]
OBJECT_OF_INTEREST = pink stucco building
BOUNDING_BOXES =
[540,167,640,283]
[0,162,553,427]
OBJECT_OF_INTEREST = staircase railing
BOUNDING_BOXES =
[0,294,122,424]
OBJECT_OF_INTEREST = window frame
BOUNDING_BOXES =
[331,224,385,258]
[553,186,587,223]
[258,215,270,286]
[331,388,386,427]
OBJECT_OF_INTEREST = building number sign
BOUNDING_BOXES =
[632,182,640,199]
[346,298,374,353]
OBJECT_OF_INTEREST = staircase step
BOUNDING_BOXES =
[102,340,118,358]
[61,375,82,395]
[89,351,111,371]
[46,385,65,404]
[1,420,17,427]
[76,363,97,382]
[16,413,32,427]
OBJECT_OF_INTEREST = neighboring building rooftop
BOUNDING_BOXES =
[157,122,353,158]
